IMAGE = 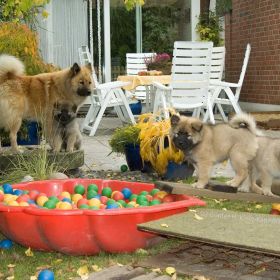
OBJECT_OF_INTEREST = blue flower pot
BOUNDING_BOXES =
[129,101,142,115]
[17,121,40,145]
[163,161,194,180]
[124,144,143,171]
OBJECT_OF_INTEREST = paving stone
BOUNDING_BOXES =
[111,267,146,280]
[86,265,134,280]
[130,272,160,280]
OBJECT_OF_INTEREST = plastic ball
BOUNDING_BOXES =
[29,190,40,200]
[162,194,174,203]
[129,194,138,201]
[38,269,55,280]
[17,194,30,203]
[140,191,149,196]
[0,239,13,249]
[37,196,48,207]
[111,191,124,201]
[87,184,98,192]
[79,204,90,209]
[89,206,99,210]
[7,200,19,206]
[150,199,161,206]
[72,194,83,204]
[43,200,57,209]
[121,188,132,199]
[77,198,88,208]
[150,188,160,196]
[106,199,116,205]
[58,202,72,210]
[86,190,98,199]
[101,187,112,198]
[136,195,148,205]
[106,203,119,209]
[0,192,4,202]
[61,191,71,199]
[117,200,126,207]
[62,197,72,204]
[19,201,29,207]
[88,198,101,208]
[100,196,108,204]
[49,196,60,203]
[3,183,13,194]
[154,191,168,199]
[13,189,23,196]
[74,184,85,195]
[120,164,128,172]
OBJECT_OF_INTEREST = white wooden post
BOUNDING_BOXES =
[191,0,200,41]
[46,1,54,63]
[103,0,111,82]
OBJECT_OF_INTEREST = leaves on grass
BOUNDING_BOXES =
[165,266,176,275]
[222,208,227,211]
[152,268,161,273]
[160,223,169,228]
[53,258,63,264]
[189,209,197,212]
[92,265,102,272]
[77,265,89,280]
[7,264,16,268]
[135,248,148,255]
[194,213,203,220]
[30,276,37,280]
[25,247,34,257]
[213,199,221,204]
[6,276,14,280]
[255,204,262,209]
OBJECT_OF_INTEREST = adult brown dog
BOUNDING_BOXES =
[0,54,94,152]
[170,113,258,189]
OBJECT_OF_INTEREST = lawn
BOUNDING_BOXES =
[0,195,273,280]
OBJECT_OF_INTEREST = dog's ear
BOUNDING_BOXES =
[191,120,203,132]
[70,63,81,77]
[72,104,78,113]
[85,63,93,73]
[170,114,180,127]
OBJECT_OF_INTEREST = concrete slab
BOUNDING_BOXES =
[138,209,280,256]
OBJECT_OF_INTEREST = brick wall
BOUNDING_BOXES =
[225,0,280,104]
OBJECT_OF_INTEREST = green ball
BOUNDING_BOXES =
[125,203,135,208]
[117,200,126,207]
[87,184,98,192]
[140,191,149,196]
[136,195,148,205]
[150,199,161,206]
[22,190,29,194]
[102,187,112,198]
[87,190,98,199]
[106,199,115,205]
[74,184,85,195]
[43,200,56,209]
[129,194,138,201]
[120,164,128,172]
[79,204,90,209]
[49,196,60,203]
[150,188,160,196]
[138,201,149,206]
[89,206,99,210]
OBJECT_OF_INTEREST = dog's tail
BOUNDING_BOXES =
[229,113,262,135]
[0,54,25,78]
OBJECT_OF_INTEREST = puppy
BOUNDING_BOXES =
[0,54,93,152]
[52,102,82,153]
[170,113,258,189]
[248,136,280,196]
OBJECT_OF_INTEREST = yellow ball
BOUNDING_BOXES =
[61,191,71,199]
[88,198,101,208]
[58,202,72,210]
[56,201,63,209]
[127,201,136,207]
[8,200,19,206]
[19,202,29,207]
[37,196,48,207]
[156,191,168,199]
[72,194,83,204]
[4,194,16,203]
[0,190,4,195]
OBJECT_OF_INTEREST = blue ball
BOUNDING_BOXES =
[121,188,132,199]
[38,269,55,280]
[0,239,13,249]
[3,184,13,194]
[13,189,23,196]
[62,198,72,203]
[93,194,101,199]
[106,203,119,209]
[27,199,36,205]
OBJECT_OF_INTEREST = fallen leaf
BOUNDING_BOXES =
[92,265,102,272]
[213,199,221,204]
[135,248,148,255]
[194,213,203,220]
[222,208,227,211]
[189,209,197,212]
[36,265,51,271]
[152,268,161,273]
[255,204,262,209]
[6,276,14,280]
[254,266,266,274]
[160,223,169,228]
[117,263,123,267]
[77,265,89,280]
[25,247,34,257]
[7,264,16,268]
[30,276,37,280]
[165,266,176,275]
[53,259,63,264]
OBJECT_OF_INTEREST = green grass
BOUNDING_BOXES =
[0,236,184,280]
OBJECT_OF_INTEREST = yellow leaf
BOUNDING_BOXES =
[117,263,124,267]
[6,276,14,280]
[189,209,197,212]
[92,265,102,272]
[135,248,148,255]
[222,208,227,211]
[152,268,161,273]
[30,276,37,280]
[213,199,221,204]
[194,213,203,220]
[160,223,169,228]
[77,265,89,279]
[255,204,262,209]
[53,259,63,264]
[165,266,176,275]
[25,247,34,257]
[7,264,16,268]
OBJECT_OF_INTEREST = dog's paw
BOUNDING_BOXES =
[263,190,277,197]
[238,186,250,193]
[226,179,240,188]
[192,182,206,189]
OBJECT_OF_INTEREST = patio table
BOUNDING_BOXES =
[117,75,171,112]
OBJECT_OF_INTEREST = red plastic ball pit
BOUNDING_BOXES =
[0,179,205,255]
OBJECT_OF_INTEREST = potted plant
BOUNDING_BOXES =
[109,125,143,171]
[137,113,194,180]
[145,53,172,75]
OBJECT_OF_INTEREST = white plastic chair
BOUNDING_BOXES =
[152,41,213,120]
[78,46,136,136]
[126,53,156,110]
[209,44,251,121]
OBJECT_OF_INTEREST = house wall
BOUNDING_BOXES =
[225,0,280,105]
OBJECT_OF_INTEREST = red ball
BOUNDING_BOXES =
[16,194,30,203]
[29,190,39,201]
[162,194,174,203]
[0,193,4,202]
[146,194,153,202]
[112,191,124,201]
[153,194,162,202]
[57,195,64,201]
[100,196,108,204]
[77,198,88,208]
[100,203,106,209]
[270,209,280,215]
